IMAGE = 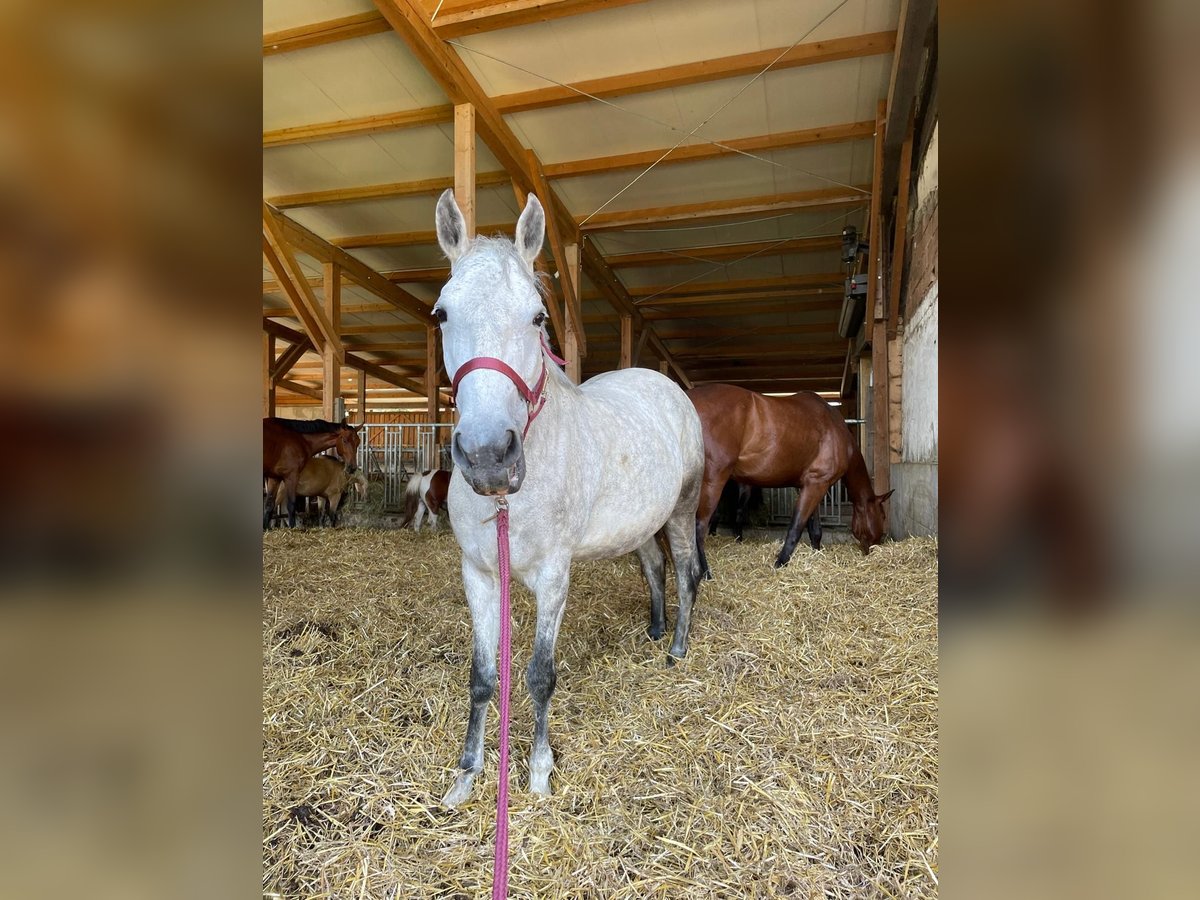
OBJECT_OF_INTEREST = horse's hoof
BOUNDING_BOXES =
[529,776,552,797]
[665,655,677,668]
[442,773,476,809]
[773,557,790,569]
[647,623,665,641]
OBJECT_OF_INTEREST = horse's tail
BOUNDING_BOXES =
[399,475,422,528]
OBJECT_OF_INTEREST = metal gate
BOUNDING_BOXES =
[762,481,850,527]
[356,422,453,510]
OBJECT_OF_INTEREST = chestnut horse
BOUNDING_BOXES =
[263,417,360,529]
[399,468,451,532]
[688,385,893,572]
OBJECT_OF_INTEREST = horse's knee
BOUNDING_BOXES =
[469,656,496,705]
[526,655,556,706]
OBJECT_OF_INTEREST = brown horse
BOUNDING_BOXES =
[263,417,360,529]
[272,456,367,527]
[688,384,894,572]
[399,468,451,531]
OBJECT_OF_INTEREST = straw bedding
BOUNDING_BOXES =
[263,528,938,899]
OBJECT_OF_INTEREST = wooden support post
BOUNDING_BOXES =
[886,118,916,339]
[263,333,275,417]
[563,242,582,383]
[454,103,476,239]
[659,360,670,379]
[529,151,585,352]
[357,368,367,422]
[632,326,651,368]
[322,262,341,421]
[426,324,439,421]
[619,314,633,369]
[868,99,890,494]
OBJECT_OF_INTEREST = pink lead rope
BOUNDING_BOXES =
[492,496,512,900]
[450,332,565,899]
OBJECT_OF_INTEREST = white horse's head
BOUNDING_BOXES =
[433,189,549,496]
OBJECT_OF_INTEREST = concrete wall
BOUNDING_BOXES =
[890,122,938,539]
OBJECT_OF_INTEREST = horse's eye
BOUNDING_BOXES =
[532,311,546,327]
[434,307,447,324]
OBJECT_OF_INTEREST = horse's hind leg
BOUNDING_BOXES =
[443,560,499,809]
[635,538,667,641]
[733,483,752,541]
[526,557,570,796]
[806,512,823,550]
[694,470,730,581]
[664,510,702,664]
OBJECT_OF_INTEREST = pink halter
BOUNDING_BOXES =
[449,335,566,439]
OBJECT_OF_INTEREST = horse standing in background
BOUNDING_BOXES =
[263,417,360,529]
[688,385,893,574]
[432,190,705,807]
[400,468,451,532]
[274,456,367,527]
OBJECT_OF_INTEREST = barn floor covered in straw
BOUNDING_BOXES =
[264,529,938,899]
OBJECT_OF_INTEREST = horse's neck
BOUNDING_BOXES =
[304,431,340,453]
[524,365,580,458]
[842,447,876,506]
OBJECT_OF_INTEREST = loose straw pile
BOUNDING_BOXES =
[264,529,938,899]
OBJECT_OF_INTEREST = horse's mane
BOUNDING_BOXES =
[268,417,348,434]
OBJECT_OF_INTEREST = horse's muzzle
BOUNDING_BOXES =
[452,428,526,496]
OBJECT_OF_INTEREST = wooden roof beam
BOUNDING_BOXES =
[497,31,896,114]
[881,0,937,205]
[634,288,840,308]
[268,123,873,211]
[630,273,843,300]
[429,0,653,39]
[580,186,869,232]
[606,235,841,269]
[373,0,538,195]
[266,204,433,322]
[545,121,875,180]
[332,224,512,250]
[262,30,895,147]
[263,11,390,56]
[262,204,342,358]
[268,171,511,211]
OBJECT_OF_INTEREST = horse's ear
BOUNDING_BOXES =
[435,189,469,263]
[879,489,895,503]
[514,194,545,269]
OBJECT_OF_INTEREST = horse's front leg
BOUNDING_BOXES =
[526,558,570,796]
[443,559,499,809]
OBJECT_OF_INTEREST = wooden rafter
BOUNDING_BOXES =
[580,186,869,232]
[333,224,512,250]
[629,273,843,301]
[262,30,895,147]
[266,204,432,322]
[270,341,309,383]
[264,105,452,148]
[268,171,510,211]
[373,0,538,194]
[635,287,841,308]
[529,152,584,351]
[545,121,875,180]
[264,318,449,401]
[262,203,343,358]
[641,299,842,321]
[428,0,652,39]
[606,235,841,269]
[263,11,389,55]
[881,0,936,205]
[491,31,896,114]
